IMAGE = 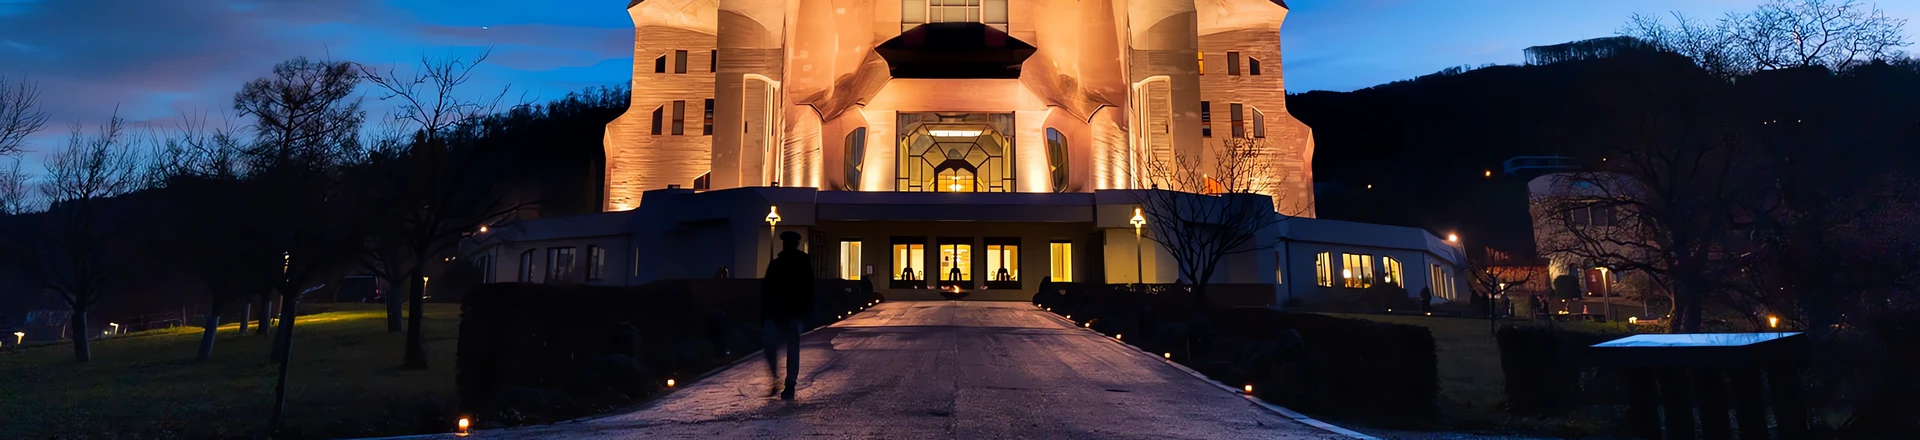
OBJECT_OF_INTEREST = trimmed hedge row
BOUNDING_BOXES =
[455,279,871,426]
[1034,284,1439,417]
[1494,325,1629,415]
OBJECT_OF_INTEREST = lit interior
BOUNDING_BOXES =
[1049,241,1073,282]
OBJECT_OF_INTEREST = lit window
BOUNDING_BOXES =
[903,0,1007,33]
[839,240,863,280]
[703,99,715,135]
[587,246,605,281]
[1342,253,1373,288]
[1430,264,1450,300]
[654,55,666,73]
[1049,241,1073,282]
[546,247,576,283]
[1230,103,1246,139]
[1249,57,1262,76]
[1227,51,1241,76]
[1045,128,1068,192]
[939,239,972,286]
[1252,107,1266,138]
[892,238,927,288]
[1197,51,1205,75]
[650,106,664,135]
[671,101,686,136]
[519,250,534,282]
[986,238,1019,288]
[1314,252,1332,287]
[845,128,867,190]
[1200,101,1212,138]
[1382,256,1402,287]
[674,50,688,74]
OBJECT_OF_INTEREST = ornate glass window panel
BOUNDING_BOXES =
[1045,128,1068,192]
[895,113,1014,192]
[845,128,867,191]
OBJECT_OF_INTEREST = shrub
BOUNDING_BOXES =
[1214,308,1439,416]
[1494,325,1628,415]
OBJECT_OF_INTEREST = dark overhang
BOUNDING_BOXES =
[876,22,1036,79]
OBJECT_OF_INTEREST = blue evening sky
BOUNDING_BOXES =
[0,0,1914,162]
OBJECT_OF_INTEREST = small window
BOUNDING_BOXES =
[986,237,1019,289]
[839,240,863,280]
[1252,107,1266,138]
[1229,103,1246,138]
[1196,51,1205,75]
[650,106,664,135]
[1314,252,1332,287]
[891,237,927,288]
[1199,101,1212,138]
[654,55,666,73]
[1045,128,1069,192]
[587,246,605,281]
[938,238,972,286]
[519,250,535,282]
[710,50,718,72]
[674,50,688,74]
[546,247,576,283]
[845,127,867,190]
[1342,253,1374,288]
[671,100,686,135]
[1049,241,1073,282]
[1382,256,1403,286]
[1249,57,1262,76]
[702,99,715,135]
[1227,51,1241,76]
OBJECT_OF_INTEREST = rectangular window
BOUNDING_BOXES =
[892,237,927,288]
[938,239,972,285]
[1230,103,1246,138]
[1252,107,1266,138]
[1273,251,1283,285]
[710,50,718,72]
[1200,101,1212,138]
[1382,256,1402,287]
[519,250,534,282]
[1249,57,1262,76]
[1197,51,1205,75]
[654,55,666,73]
[546,247,576,283]
[1314,252,1332,287]
[671,101,686,135]
[985,238,1019,288]
[674,50,688,74]
[1592,205,1615,227]
[650,106,664,135]
[587,246,605,281]
[1342,253,1373,288]
[1049,241,1074,282]
[703,99,715,135]
[839,240,863,280]
[1570,206,1591,227]
[1227,51,1241,75]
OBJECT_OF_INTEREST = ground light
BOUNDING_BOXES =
[1629,317,1639,324]
[1769,315,1779,328]
[456,417,470,436]
[667,379,676,388]
[1164,352,1171,359]
[1243,384,1253,394]
[1114,334,1122,341]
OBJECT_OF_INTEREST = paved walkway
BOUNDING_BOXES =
[466,301,1350,439]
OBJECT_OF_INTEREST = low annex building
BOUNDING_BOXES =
[464,0,1466,305]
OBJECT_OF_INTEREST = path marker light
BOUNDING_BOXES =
[456,417,470,436]
[1115,334,1122,341]
[1448,233,1459,243]
[1164,352,1171,359]
[479,225,488,234]
[667,379,677,388]
[1629,317,1639,324]
[1243,384,1254,394]
[1769,315,1779,328]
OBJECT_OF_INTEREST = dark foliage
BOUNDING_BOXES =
[1494,325,1628,416]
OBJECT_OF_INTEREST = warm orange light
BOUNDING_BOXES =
[1115,334,1122,341]
[1769,316,1779,328]
[456,417,471,436]
[479,225,489,234]
[1447,233,1459,243]
[1243,384,1253,394]
[667,379,676,388]
[1484,170,1492,178]
[1629,317,1639,324]
[1164,352,1171,359]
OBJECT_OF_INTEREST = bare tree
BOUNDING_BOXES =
[1625,0,1911,75]
[146,112,270,360]
[1128,137,1296,306]
[0,157,34,215]
[32,112,144,362]
[1467,246,1542,332]
[0,75,49,158]
[359,49,528,369]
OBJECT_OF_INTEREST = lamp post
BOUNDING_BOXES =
[1130,207,1146,287]
[13,331,22,345]
[109,323,120,336]
[765,205,782,262]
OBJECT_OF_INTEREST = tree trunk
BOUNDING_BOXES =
[197,310,221,360]
[403,264,429,369]
[386,276,406,332]
[255,290,272,335]
[238,300,250,335]
[70,309,92,362]
[269,286,298,365]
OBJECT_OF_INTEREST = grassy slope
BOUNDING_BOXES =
[0,303,460,439]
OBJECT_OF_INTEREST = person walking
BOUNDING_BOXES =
[761,231,814,400]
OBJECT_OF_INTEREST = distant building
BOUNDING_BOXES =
[463,0,1466,306]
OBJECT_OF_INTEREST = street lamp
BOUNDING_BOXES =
[765,205,782,258]
[13,331,23,345]
[109,323,120,335]
[1130,207,1146,286]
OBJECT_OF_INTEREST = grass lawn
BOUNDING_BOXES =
[0,303,461,439]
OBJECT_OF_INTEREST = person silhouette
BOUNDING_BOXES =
[995,267,1011,282]
[761,231,814,400]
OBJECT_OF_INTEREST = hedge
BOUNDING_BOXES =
[1494,325,1629,416]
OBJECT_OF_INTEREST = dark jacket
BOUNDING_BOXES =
[761,249,815,321]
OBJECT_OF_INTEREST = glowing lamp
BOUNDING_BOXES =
[1628,317,1639,324]
[928,129,983,137]
[1425,312,1432,316]
[1243,384,1254,394]
[1484,170,1492,178]
[1083,322,1090,328]
[1447,233,1459,243]
[1769,316,1779,329]
[765,206,781,226]
[1065,315,1071,320]
[1115,334,1122,341]
[1342,269,1351,279]
[12,331,22,345]
[667,379,676,388]
[1164,352,1171,359]
[479,225,489,234]
[457,417,470,436]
